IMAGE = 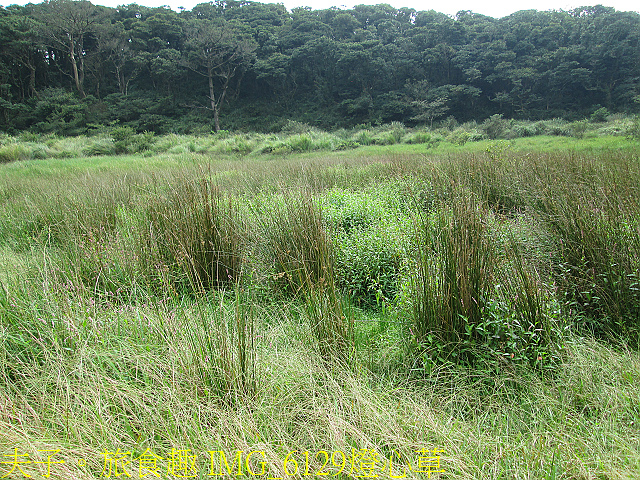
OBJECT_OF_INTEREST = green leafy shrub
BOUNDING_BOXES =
[287,134,313,152]
[626,116,640,140]
[389,121,406,143]
[333,140,360,150]
[591,106,609,123]
[570,120,589,138]
[152,133,183,153]
[110,126,136,154]
[320,187,389,233]
[52,149,78,159]
[30,88,91,136]
[355,129,374,146]
[406,131,432,144]
[508,124,536,138]
[447,129,471,145]
[334,226,402,307]
[481,114,508,140]
[596,123,627,136]
[280,120,316,135]
[132,131,156,152]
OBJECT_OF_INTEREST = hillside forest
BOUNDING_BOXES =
[1,0,640,135]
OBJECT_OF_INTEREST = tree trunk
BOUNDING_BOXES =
[69,34,86,98]
[27,63,39,99]
[208,63,220,132]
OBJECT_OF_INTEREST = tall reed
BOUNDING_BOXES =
[256,193,354,363]
[411,189,495,345]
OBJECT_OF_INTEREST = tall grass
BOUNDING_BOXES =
[254,193,354,363]
[141,176,244,292]
[180,288,257,404]
[21,173,246,298]
[2,144,640,478]
[411,190,494,345]
[543,184,640,338]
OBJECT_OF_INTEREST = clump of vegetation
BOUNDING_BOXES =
[405,190,555,371]
[0,143,31,163]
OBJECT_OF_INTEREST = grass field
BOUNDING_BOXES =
[1,135,639,479]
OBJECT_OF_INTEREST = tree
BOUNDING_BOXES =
[95,21,139,96]
[0,12,43,100]
[35,0,107,98]
[183,19,256,131]
[407,80,449,127]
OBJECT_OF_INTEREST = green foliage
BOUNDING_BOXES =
[110,126,136,153]
[287,134,313,152]
[110,127,156,154]
[448,130,470,145]
[625,116,640,140]
[2,3,640,134]
[355,129,374,146]
[334,226,402,308]
[570,119,590,138]
[82,137,116,156]
[29,88,92,136]
[591,107,609,123]
[481,114,508,140]
[405,131,433,145]
[0,143,30,163]
[319,186,407,308]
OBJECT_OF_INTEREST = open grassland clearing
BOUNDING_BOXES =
[1,138,640,479]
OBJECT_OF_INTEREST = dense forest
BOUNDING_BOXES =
[1,0,639,134]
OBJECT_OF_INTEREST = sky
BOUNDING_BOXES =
[3,0,640,18]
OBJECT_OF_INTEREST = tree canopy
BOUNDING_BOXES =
[1,1,639,134]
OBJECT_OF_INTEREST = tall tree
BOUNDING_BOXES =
[35,0,106,98]
[183,19,256,131]
[95,21,139,96]
[0,12,43,100]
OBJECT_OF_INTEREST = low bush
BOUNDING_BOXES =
[447,129,471,145]
[334,226,402,307]
[591,106,609,123]
[481,114,508,139]
[627,116,640,140]
[354,129,374,146]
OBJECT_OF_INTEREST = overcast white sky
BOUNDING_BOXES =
[4,0,640,18]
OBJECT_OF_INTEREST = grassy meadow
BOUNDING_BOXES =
[1,130,640,479]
